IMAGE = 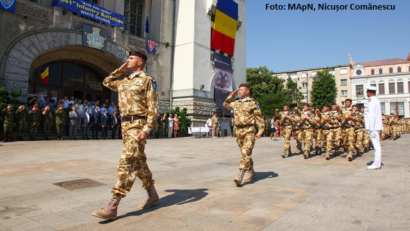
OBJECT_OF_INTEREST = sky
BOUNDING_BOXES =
[245,0,410,72]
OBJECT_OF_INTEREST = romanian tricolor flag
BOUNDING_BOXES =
[211,0,238,56]
[39,65,49,85]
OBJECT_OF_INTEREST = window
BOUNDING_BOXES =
[341,79,347,85]
[340,68,347,75]
[356,85,363,96]
[301,72,307,78]
[390,102,396,115]
[124,0,144,37]
[389,67,393,73]
[311,71,317,77]
[341,90,348,96]
[389,82,395,94]
[342,101,345,107]
[379,83,385,95]
[397,82,404,93]
[371,69,375,75]
[398,102,404,116]
[381,102,385,115]
[379,68,383,74]
[356,70,362,75]
[398,67,402,73]
[302,82,308,88]
[408,82,410,93]
[302,92,308,98]
[371,84,376,87]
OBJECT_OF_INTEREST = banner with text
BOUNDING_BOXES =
[52,0,124,27]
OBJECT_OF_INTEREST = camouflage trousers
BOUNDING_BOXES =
[3,122,13,138]
[293,129,302,152]
[300,129,313,151]
[313,129,322,149]
[111,128,155,197]
[322,129,333,152]
[332,127,342,147]
[342,127,356,152]
[155,124,160,137]
[43,122,52,138]
[362,128,370,146]
[354,128,364,150]
[212,125,218,137]
[162,122,167,136]
[391,126,397,139]
[282,125,292,151]
[236,126,255,171]
[17,121,27,137]
[29,122,40,137]
[56,122,65,137]
[381,125,388,139]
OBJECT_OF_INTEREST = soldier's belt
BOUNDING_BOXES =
[122,115,147,122]
[236,124,253,129]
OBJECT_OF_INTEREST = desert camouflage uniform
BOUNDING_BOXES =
[381,116,389,139]
[300,110,315,158]
[292,111,303,154]
[321,111,334,153]
[223,95,264,171]
[15,107,28,138]
[390,117,397,140]
[212,115,219,137]
[331,109,343,153]
[275,110,294,156]
[312,112,322,155]
[341,107,356,153]
[103,69,158,197]
[29,109,41,138]
[407,120,410,134]
[55,107,67,138]
[2,108,14,141]
[42,108,54,139]
[353,111,366,153]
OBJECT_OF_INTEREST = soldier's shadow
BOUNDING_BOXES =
[101,188,209,223]
[241,171,278,187]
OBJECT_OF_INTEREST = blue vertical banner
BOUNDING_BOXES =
[147,39,156,53]
[0,0,16,13]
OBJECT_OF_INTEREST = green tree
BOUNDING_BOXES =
[258,92,290,117]
[310,69,337,109]
[246,66,284,99]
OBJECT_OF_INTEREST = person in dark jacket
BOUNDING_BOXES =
[101,109,109,139]
[111,110,121,139]
[82,108,91,140]
[91,106,101,140]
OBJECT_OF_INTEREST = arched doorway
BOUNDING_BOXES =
[29,61,111,103]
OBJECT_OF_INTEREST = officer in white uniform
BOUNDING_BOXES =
[364,86,383,170]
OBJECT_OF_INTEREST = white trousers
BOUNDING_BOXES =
[369,130,382,167]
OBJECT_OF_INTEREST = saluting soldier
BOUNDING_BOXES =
[2,104,15,142]
[292,107,303,155]
[341,99,356,161]
[300,104,315,159]
[15,105,28,141]
[275,104,294,158]
[29,105,41,140]
[55,104,66,140]
[92,50,159,220]
[223,83,264,187]
[321,104,334,160]
[42,105,53,140]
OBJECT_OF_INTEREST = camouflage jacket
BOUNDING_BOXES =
[382,117,388,125]
[211,115,218,126]
[341,107,355,128]
[331,110,342,128]
[55,108,67,124]
[352,111,365,129]
[291,111,303,130]
[2,108,14,123]
[103,69,158,134]
[223,95,265,135]
[29,110,41,123]
[320,111,334,130]
[300,111,315,130]
[42,109,54,123]
[15,108,28,123]
[275,110,294,126]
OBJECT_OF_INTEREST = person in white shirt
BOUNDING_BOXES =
[75,99,85,118]
[168,114,174,138]
[206,116,212,137]
[364,86,383,170]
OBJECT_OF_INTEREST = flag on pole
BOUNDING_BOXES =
[145,16,149,34]
[39,65,49,84]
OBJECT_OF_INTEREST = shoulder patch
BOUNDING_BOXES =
[151,79,157,91]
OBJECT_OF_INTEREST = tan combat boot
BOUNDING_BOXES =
[295,149,302,155]
[244,168,256,181]
[315,146,321,155]
[303,149,310,159]
[92,195,122,220]
[325,152,330,160]
[138,185,160,210]
[333,146,339,156]
[355,148,360,156]
[287,148,292,157]
[281,150,286,158]
[363,146,368,152]
[234,170,246,186]
[347,151,353,161]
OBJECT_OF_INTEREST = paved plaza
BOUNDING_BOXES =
[0,135,410,231]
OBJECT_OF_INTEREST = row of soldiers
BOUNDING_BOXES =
[381,114,410,140]
[274,98,406,161]
[2,104,69,142]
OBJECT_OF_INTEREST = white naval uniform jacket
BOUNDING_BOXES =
[364,96,383,131]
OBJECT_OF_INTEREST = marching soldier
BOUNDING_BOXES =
[212,112,219,138]
[223,83,264,187]
[313,108,323,155]
[42,105,53,140]
[2,104,14,142]
[55,104,66,140]
[321,104,334,160]
[331,103,343,155]
[300,104,315,159]
[381,115,389,140]
[292,107,303,155]
[360,106,371,151]
[389,114,397,140]
[352,105,365,155]
[29,105,41,140]
[15,105,28,141]
[92,50,159,220]
[275,104,294,158]
[341,99,356,161]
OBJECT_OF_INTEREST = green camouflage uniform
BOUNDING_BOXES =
[161,117,168,137]
[2,108,15,141]
[155,116,161,138]
[55,108,67,138]
[42,109,54,139]
[29,109,41,139]
[15,107,28,138]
